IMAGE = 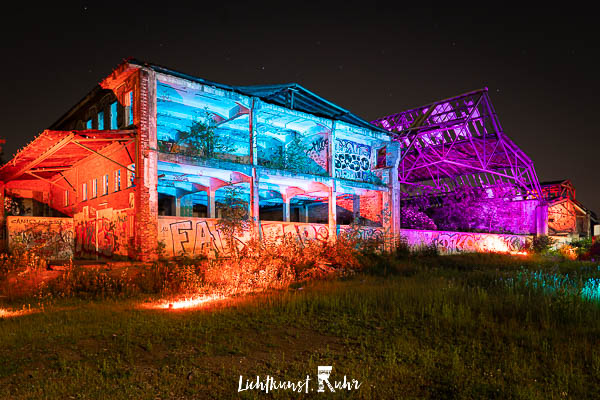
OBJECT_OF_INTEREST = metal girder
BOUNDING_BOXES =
[372,88,542,200]
[25,171,71,191]
[72,140,135,173]
[6,133,76,181]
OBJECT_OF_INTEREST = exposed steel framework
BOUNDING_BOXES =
[0,129,136,191]
[372,88,542,200]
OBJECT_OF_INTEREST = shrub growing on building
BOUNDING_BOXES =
[400,207,437,230]
[530,235,555,254]
[173,117,235,159]
[215,184,250,260]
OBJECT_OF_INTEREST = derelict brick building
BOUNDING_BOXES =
[0,60,400,260]
[3,59,591,261]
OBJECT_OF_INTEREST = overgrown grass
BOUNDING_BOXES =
[2,252,600,398]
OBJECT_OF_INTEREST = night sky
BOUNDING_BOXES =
[1,4,597,212]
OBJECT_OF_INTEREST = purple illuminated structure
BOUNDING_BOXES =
[372,88,542,201]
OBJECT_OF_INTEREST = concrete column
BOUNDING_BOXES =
[250,97,258,166]
[134,67,159,261]
[328,121,336,177]
[382,190,390,248]
[535,203,549,236]
[328,183,337,243]
[304,204,310,223]
[283,195,291,222]
[390,143,402,241]
[172,195,179,217]
[250,167,260,238]
[208,189,216,218]
[353,194,361,223]
[328,120,337,242]
[585,213,591,238]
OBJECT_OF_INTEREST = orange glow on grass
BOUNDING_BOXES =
[0,307,34,318]
[141,294,228,310]
[509,251,528,256]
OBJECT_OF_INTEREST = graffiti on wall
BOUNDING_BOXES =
[159,218,251,258]
[304,134,329,172]
[7,216,74,260]
[157,217,386,257]
[262,222,332,245]
[341,225,386,243]
[400,229,529,254]
[74,207,133,257]
[334,138,371,181]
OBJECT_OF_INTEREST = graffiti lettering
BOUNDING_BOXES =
[7,217,74,260]
[334,139,372,181]
[158,217,386,258]
[304,135,329,172]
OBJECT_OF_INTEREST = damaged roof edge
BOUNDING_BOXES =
[130,59,390,135]
[47,58,390,138]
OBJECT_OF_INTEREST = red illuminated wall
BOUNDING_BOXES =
[548,200,577,235]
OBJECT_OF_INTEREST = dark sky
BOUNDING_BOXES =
[1,4,598,211]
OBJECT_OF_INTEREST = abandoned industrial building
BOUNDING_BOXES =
[0,59,595,260]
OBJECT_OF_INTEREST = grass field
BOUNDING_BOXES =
[2,253,600,399]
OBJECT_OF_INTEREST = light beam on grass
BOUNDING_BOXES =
[0,307,34,318]
[141,294,227,310]
[509,251,528,256]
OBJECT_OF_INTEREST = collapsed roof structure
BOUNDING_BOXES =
[372,88,542,201]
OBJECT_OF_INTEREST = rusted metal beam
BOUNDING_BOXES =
[72,141,135,173]
[25,171,71,192]
[6,132,75,180]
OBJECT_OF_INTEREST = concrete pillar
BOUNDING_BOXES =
[536,203,549,236]
[328,121,336,177]
[390,144,402,241]
[134,67,159,261]
[250,167,260,238]
[249,98,260,239]
[382,190,390,250]
[304,204,310,223]
[329,183,337,243]
[283,196,291,222]
[328,120,337,242]
[353,194,360,223]
[250,98,258,166]
[208,189,216,218]
[586,213,591,238]
[174,196,180,217]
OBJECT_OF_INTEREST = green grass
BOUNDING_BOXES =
[2,253,600,398]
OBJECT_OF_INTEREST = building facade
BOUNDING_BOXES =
[5,60,587,261]
[541,180,597,239]
[0,60,400,260]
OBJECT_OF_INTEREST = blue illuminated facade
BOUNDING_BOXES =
[1,59,402,261]
[151,64,400,229]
